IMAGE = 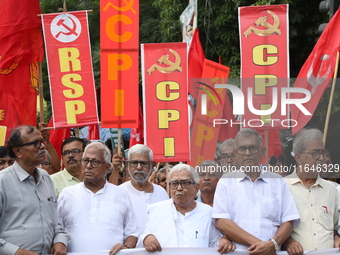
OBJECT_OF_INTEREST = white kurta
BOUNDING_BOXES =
[212,171,300,250]
[137,198,221,248]
[120,181,169,233]
[57,182,139,252]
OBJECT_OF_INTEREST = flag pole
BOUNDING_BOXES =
[323,49,340,144]
[117,129,122,154]
[38,62,45,124]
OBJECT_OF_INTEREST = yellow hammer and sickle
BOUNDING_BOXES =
[147,49,182,75]
[244,10,281,37]
[103,0,136,14]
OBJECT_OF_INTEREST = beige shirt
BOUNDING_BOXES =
[285,171,338,251]
[51,169,81,197]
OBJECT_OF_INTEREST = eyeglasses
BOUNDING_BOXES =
[169,180,196,189]
[37,161,51,167]
[80,158,107,168]
[220,154,236,161]
[127,160,151,168]
[17,139,47,148]
[302,150,329,159]
[236,145,260,154]
[62,149,83,157]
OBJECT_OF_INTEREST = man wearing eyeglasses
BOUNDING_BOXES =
[57,142,138,254]
[120,144,168,233]
[51,137,87,197]
[0,125,68,255]
[218,138,240,170]
[213,128,300,255]
[283,128,340,254]
[137,163,235,253]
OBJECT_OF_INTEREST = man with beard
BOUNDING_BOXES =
[137,164,235,253]
[218,138,239,171]
[0,126,68,255]
[51,137,86,197]
[120,144,168,233]
[196,160,222,207]
[283,128,340,254]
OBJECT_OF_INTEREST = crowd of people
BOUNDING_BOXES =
[0,125,339,255]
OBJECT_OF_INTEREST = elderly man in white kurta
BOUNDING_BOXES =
[137,164,235,254]
[213,129,300,255]
[58,142,139,255]
[120,144,168,233]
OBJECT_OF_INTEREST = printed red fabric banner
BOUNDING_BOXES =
[190,59,231,166]
[142,43,189,162]
[41,11,99,128]
[239,4,289,129]
[100,0,139,128]
[0,0,43,140]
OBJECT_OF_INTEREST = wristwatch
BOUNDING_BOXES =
[269,238,279,251]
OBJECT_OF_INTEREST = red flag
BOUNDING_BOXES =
[48,117,71,160]
[218,99,239,141]
[291,8,340,135]
[188,28,205,100]
[0,0,44,140]
[129,105,144,147]
[88,125,100,140]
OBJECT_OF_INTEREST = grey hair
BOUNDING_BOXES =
[169,163,199,183]
[219,138,236,152]
[128,144,153,161]
[198,160,223,177]
[293,128,323,155]
[235,128,263,146]
[156,165,173,182]
[45,150,52,163]
[83,142,112,163]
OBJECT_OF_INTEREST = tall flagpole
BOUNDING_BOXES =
[323,49,340,144]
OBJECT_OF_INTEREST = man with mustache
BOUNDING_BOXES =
[196,160,222,207]
[51,137,86,197]
[283,128,340,254]
[213,128,300,255]
[137,164,235,253]
[57,142,138,254]
[0,126,68,255]
[120,144,168,233]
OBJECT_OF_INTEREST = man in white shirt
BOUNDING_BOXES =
[212,128,300,255]
[58,142,139,254]
[120,144,168,233]
[283,128,340,254]
[138,163,234,253]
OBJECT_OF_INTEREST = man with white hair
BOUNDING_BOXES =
[120,144,168,233]
[137,163,235,253]
[213,128,300,255]
[57,142,139,254]
[283,128,340,254]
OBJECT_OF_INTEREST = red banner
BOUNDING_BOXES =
[100,0,139,128]
[42,11,99,128]
[239,4,289,129]
[142,43,189,162]
[190,60,231,166]
[0,0,43,140]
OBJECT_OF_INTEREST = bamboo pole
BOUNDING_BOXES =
[264,129,269,170]
[323,50,340,145]
[38,62,45,124]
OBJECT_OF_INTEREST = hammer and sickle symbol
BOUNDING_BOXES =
[0,55,19,75]
[147,49,182,75]
[244,10,281,37]
[0,109,4,121]
[103,0,136,14]
[307,54,331,95]
[55,17,78,38]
